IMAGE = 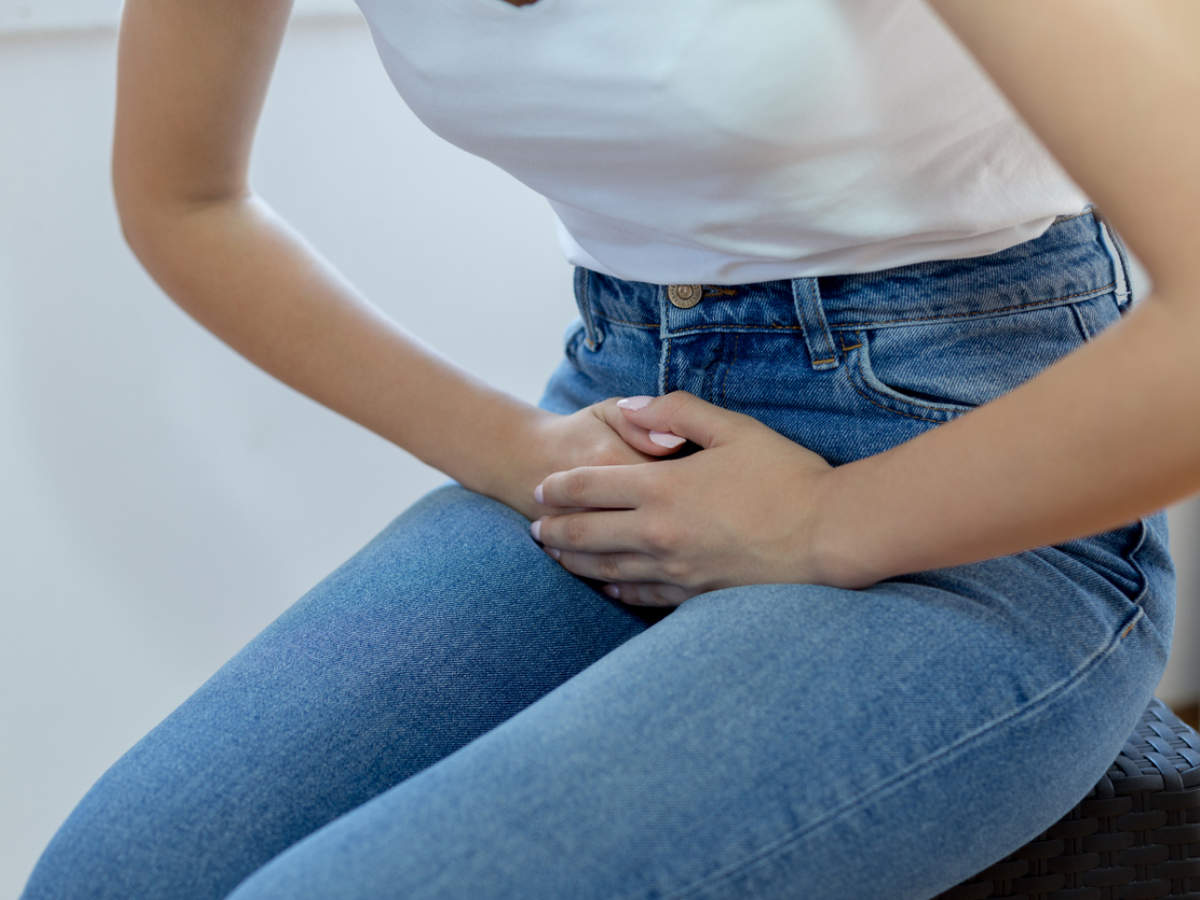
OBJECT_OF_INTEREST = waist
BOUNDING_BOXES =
[572,207,1125,333]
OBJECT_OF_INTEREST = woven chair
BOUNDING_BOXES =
[937,697,1200,899]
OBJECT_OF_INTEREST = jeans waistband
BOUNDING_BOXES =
[572,205,1130,372]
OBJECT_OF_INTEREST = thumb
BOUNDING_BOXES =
[615,390,735,450]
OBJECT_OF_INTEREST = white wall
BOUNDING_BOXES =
[1,9,1196,899]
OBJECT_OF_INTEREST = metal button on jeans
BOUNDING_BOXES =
[667,284,704,309]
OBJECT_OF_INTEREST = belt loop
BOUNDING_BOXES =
[1093,209,1135,311]
[791,276,840,370]
[574,266,603,350]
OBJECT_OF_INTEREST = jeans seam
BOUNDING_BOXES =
[1094,210,1135,308]
[1125,517,1152,611]
[847,332,970,422]
[659,603,1147,900]
[1068,301,1093,342]
[589,314,661,329]
[586,285,1113,336]
[830,284,1115,330]
[578,268,602,351]
[847,376,959,423]
[661,334,673,396]
[720,332,739,406]
[562,321,587,363]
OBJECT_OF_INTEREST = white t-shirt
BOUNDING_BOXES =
[352,0,1091,284]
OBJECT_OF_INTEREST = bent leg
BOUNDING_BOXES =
[20,483,666,900]
[225,545,1171,900]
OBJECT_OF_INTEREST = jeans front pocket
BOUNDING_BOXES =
[843,291,1124,425]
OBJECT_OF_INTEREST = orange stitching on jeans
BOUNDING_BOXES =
[593,314,659,328]
[589,283,1115,335]
[608,284,1114,335]
[835,284,1115,329]
[672,324,801,335]
[601,317,788,333]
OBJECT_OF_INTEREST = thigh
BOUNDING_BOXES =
[224,545,1171,900]
[20,482,665,900]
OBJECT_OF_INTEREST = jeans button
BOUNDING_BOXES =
[667,284,703,309]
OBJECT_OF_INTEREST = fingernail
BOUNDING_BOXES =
[603,584,621,598]
[617,395,653,410]
[530,518,542,541]
[546,547,561,560]
[534,482,544,504]
[649,431,686,448]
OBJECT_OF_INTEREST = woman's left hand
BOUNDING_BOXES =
[531,391,846,607]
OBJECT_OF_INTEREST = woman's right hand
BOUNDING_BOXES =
[480,398,693,606]
[493,398,688,526]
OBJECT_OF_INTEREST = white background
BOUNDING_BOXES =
[2,5,1197,897]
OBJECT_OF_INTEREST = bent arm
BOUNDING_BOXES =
[815,0,1200,588]
[113,0,539,500]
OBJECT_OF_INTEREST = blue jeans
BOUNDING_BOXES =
[22,207,1175,899]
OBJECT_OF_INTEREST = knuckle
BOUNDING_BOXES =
[598,556,623,580]
[640,476,667,505]
[563,516,589,545]
[640,522,664,552]
[563,470,589,503]
[643,520,677,553]
[663,557,690,582]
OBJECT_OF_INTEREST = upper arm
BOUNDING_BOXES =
[112,0,295,222]
[922,0,1200,294]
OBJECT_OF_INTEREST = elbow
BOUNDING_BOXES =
[111,154,251,262]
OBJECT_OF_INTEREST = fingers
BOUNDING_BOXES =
[531,507,645,554]
[615,390,736,450]
[535,543,692,607]
[606,581,694,607]
[539,546,662,583]
[535,463,652,511]
[596,398,687,457]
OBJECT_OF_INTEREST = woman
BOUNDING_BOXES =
[21,0,1195,897]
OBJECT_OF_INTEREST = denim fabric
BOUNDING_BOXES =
[22,207,1175,899]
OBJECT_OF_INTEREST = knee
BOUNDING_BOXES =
[19,770,250,900]
[20,790,156,899]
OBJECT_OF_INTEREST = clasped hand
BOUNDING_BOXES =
[530,391,843,607]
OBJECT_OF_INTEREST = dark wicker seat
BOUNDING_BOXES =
[937,697,1200,900]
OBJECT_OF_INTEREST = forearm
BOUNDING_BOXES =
[121,194,538,497]
[816,290,1200,589]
